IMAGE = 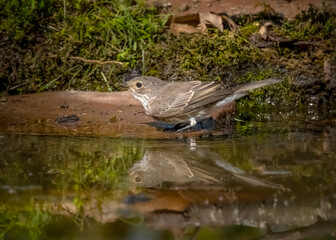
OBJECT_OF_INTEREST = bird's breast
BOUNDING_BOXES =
[132,93,150,114]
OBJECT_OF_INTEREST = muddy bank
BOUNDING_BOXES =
[0,91,233,138]
[155,0,336,19]
[1,0,336,138]
[0,91,150,138]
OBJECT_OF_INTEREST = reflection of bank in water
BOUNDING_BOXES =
[126,145,336,238]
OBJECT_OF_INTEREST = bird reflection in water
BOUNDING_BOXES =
[129,146,285,191]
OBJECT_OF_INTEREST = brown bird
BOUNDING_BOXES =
[127,76,283,131]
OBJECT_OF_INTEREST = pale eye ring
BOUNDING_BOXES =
[135,82,142,88]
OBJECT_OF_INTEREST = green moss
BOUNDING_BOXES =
[239,22,259,39]
[0,0,57,42]
[145,31,262,83]
[0,0,168,94]
[233,66,307,120]
[275,4,336,40]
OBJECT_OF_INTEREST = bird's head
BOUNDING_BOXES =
[126,76,165,97]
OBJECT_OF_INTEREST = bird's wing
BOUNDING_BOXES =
[153,87,196,118]
[181,78,283,112]
[151,81,233,118]
[150,78,283,119]
[179,81,234,114]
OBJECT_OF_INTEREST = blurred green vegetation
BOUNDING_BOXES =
[0,133,335,239]
[0,135,145,239]
[0,201,49,240]
[0,135,144,193]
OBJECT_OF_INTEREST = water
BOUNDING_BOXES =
[0,111,336,239]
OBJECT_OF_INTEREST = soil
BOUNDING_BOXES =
[154,0,336,19]
[0,91,233,139]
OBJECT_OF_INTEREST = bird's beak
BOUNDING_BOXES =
[119,81,129,90]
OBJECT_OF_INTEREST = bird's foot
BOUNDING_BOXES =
[148,117,217,132]
[174,117,216,133]
[176,118,196,133]
[175,124,194,133]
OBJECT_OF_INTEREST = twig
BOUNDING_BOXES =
[70,56,124,65]
[63,0,66,19]
[40,74,63,91]
[141,44,145,74]
[233,32,259,49]
[10,81,29,90]
[101,72,112,92]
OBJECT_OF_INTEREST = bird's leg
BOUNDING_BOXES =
[176,118,197,133]
[190,118,197,126]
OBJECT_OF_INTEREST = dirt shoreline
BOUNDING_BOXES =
[153,0,336,19]
[1,1,335,138]
[0,91,227,139]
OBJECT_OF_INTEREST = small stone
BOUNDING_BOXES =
[60,102,69,109]
[55,114,79,123]
[180,3,189,11]
[324,59,331,76]
[314,48,324,59]
[163,2,172,8]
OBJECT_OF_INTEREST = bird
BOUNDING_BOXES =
[126,76,283,131]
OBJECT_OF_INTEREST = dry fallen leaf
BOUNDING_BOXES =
[169,23,199,36]
[169,11,238,36]
[199,12,224,33]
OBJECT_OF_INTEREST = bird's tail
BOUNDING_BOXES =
[233,77,283,94]
[214,77,283,108]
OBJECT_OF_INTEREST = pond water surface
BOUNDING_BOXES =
[0,109,336,240]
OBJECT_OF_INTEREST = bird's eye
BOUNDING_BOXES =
[135,176,141,183]
[135,82,142,88]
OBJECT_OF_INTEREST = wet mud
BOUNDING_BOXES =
[158,0,336,19]
[0,91,235,138]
